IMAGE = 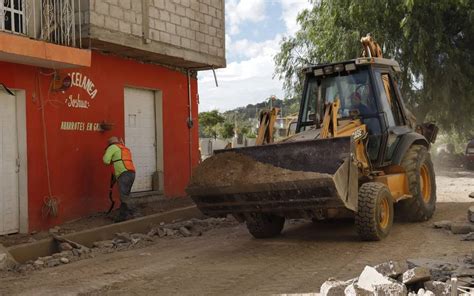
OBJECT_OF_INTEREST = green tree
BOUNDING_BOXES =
[218,122,235,139]
[198,110,225,138]
[274,0,474,139]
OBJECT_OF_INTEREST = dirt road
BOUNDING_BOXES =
[0,201,472,296]
[436,169,474,202]
[0,169,472,295]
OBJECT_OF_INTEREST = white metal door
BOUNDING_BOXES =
[124,88,157,192]
[0,92,19,234]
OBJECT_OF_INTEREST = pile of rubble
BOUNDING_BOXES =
[320,254,474,295]
[433,206,474,241]
[11,217,237,273]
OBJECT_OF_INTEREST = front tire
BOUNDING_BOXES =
[396,145,436,221]
[246,213,285,239]
[355,182,394,241]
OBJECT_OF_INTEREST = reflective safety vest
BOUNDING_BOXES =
[113,144,136,172]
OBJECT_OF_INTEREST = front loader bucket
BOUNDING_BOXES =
[187,137,358,217]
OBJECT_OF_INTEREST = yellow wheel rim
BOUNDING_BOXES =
[420,164,432,203]
[379,197,390,229]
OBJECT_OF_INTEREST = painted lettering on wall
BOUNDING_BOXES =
[63,72,99,109]
[65,94,90,109]
[60,121,102,132]
[69,72,98,99]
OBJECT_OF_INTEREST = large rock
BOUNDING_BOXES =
[402,267,431,285]
[0,243,17,271]
[375,260,409,278]
[424,281,450,296]
[358,266,397,292]
[320,278,355,296]
[468,206,474,223]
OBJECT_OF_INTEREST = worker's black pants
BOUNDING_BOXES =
[118,171,135,220]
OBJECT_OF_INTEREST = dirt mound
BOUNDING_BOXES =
[189,152,330,188]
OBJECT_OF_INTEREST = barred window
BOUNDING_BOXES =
[0,0,25,34]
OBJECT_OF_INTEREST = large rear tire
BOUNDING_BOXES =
[246,213,285,239]
[396,145,436,221]
[355,182,394,241]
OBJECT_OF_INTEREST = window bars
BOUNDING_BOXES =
[0,0,82,48]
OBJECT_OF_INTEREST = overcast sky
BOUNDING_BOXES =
[197,0,311,112]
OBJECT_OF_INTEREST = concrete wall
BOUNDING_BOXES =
[85,0,225,68]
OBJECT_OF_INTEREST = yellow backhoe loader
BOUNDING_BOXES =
[187,35,438,241]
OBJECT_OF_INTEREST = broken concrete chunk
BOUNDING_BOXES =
[433,220,452,230]
[164,228,176,236]
[450,223,473,234]
[375,260,409,278]
[358,266,393,292]
[319,278,350,296]
[46,259,61,267]
[157,228,166,237]
[33,260,44,267]
[344,283,371,296]
[115,232,132,242]
[52,252,64,259]
[179,226,192,237]
[461,232,474,241]
[469,192,474,199]
[92,240,115,248]
[424,281,450,296]
[402,267,431,285]
[147,228,158,237]
[131,233,153,242]
[468,206,474,223]
[59,242,73,251]
[373,282,407,296]
[60,257,69,264]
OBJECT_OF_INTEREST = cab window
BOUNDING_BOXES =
[376,72,405,127]
[300,69,378,128]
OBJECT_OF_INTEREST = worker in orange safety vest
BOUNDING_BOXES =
[103,136,136,221]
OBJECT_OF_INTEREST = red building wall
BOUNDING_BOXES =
[0,52,200,231]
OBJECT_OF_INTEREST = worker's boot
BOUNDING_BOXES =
[115,202,133,222]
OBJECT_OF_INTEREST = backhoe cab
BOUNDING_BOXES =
[188,35,438,241]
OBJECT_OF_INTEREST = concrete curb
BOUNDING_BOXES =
[8,206,202,263]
